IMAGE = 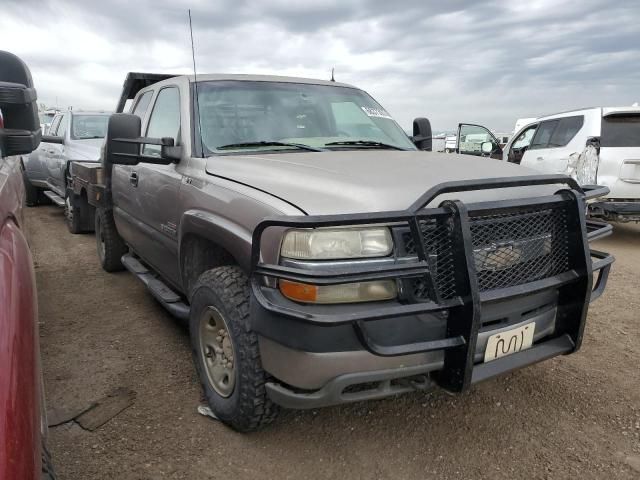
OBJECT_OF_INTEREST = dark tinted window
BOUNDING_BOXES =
[601,115,640,147]
[548,115,583,147]
[144,87,180,156]
[529,120,559,149]
[132,91,153,119]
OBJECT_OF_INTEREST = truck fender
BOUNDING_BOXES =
[179,209,254,274]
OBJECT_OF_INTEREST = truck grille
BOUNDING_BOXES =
[402,205,571,300]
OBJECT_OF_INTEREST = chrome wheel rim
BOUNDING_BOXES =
[199,306,236,397]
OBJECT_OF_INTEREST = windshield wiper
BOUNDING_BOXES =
[217,141,324,152]
[324,140,407,151]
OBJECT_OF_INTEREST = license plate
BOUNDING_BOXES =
[484,322,535,362]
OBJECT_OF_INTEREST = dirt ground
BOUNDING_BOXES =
[27,205,639,480]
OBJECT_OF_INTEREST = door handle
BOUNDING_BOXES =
[129,171,138,187]
[536,157,544,161]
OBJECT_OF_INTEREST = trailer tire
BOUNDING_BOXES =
[189,266,279,432]
[95,208,127,272]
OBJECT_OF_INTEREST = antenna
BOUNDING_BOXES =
[188,9,205,158]
[330,67,335,82]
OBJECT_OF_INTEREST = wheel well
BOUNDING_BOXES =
[181,234,237,297]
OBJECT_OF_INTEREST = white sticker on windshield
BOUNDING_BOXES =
[361,106,393,119]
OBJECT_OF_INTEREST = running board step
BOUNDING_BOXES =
[43,190,65,207]
[121,253,190,321]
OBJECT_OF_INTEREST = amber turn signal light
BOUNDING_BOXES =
[279,280,318,303]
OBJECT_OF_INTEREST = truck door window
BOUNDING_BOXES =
[548,116,583,147]
[458,124,499,156]
[144,87,180,156]
[529,120,559,150]
[132,91,153,119]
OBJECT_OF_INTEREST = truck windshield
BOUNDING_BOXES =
[71,115,109,140]
[601,114,640,147]
[195,80,416,153]
[39,113,55,125]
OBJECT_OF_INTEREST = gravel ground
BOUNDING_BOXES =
[27,205,639,479]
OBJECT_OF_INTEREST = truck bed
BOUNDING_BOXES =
[69,162,107,208]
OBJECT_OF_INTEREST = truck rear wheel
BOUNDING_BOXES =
[189,266,278,432]
[95,208,127,272]
[65,192,83,234]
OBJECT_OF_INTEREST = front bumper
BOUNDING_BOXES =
[250,176,614,408]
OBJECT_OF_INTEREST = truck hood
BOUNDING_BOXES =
[205,150,563,214]
[65,138,104,161]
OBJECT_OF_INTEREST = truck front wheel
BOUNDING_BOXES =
[95,208,127,272]
[189,266,278,432]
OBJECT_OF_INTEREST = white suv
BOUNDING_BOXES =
[457,107,640,222]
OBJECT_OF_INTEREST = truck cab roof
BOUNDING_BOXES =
[116,72,355,113]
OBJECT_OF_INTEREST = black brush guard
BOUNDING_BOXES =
[250,175,614,393]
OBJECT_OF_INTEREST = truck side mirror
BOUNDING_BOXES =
[412,117,432,151]
[105,113,141,165]
[106,113,182,165]
[481,141,494,154]
[0,50,41,157]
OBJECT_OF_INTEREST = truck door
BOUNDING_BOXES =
[456,124,503,159]
[519,116,585,174]
[27,114,62,186]
[46,112,68,194]
[113,86,183,284]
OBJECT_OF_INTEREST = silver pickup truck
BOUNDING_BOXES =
[73,72,614,432]
[23,109,109,232]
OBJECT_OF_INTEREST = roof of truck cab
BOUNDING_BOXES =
[171,73,356,89]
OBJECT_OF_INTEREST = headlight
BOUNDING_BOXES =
[279,279,397,304]
[280,227,393,260]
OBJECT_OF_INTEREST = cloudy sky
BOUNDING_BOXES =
[2,0,639,132]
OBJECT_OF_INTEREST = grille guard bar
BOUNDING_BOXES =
[250,175,614,392]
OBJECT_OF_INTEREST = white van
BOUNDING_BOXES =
[457,107,640,222]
